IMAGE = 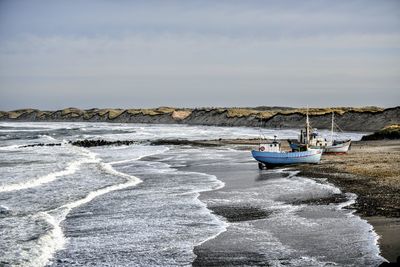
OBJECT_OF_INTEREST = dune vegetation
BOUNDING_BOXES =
[0,106,385,120]
[222,106,384,119]
[0,106,397,132]
[362,124,400,140]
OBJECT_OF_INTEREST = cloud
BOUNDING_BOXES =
[0,0,399,109]
[1,33,399,76]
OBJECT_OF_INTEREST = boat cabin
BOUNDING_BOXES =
[259,141,281,152]
[299,129,329,147]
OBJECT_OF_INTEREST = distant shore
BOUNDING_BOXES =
[1,106,399,131]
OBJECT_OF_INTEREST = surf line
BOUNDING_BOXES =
[175,170,228,260]
[30,160,143,267]
[0,146,98,193]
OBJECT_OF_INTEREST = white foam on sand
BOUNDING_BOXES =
[195,190,228,247]
[178,172,228,256]
[334,192,386,263]
[109,146,169,165]
[283,173,386,265]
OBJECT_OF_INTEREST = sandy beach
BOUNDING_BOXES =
[295,139,400,262]
[180,138,400,263]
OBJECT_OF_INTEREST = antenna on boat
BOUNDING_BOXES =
[306,107,310,145]
[258,113,266,144]
[331,112,334,144]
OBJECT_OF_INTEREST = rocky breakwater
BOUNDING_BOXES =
[1,106,399,132]
[19,139,138,148]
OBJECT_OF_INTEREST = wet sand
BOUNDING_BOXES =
[366,216,400,263]
[182,154,277,266]
[179,149,384,266]
[295,140,400,262]
[185,138,399,263]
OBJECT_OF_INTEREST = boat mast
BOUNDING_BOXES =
[331,112,334,144]
[306,108,310,145]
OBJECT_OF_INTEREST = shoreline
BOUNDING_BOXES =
[23,135,398,261]
[187,146,386,266]
[232,138,400,262]
[186,138,399,263]
[293,140,400,262]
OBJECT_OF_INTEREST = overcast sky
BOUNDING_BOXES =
[0,0,399,110]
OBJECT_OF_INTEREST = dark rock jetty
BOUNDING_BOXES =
[150,139,220,147]
[19,139,138,148]
[70,139,137,147]
[20,143,62,148]
[18,138,236,149]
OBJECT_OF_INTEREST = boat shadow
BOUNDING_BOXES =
[255,170,291,181]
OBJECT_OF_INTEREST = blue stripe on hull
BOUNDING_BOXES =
[251,149,322,165]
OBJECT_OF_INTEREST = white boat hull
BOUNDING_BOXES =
[324,140,351,154]
[251,149,323,166]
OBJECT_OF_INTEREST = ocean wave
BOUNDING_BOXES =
[33,148,225,266]
[99,162,142,181]
[0,147,98,193]
[0,205,11,217]
[193,182,228,247]
[159,168,228,250]
[109,147,169,165]
[0,129,52,132]
[0,144,21,151]
[30,162,143,267]
[37,135,58,142]
[22,212,66,267]
[24,144,173,267]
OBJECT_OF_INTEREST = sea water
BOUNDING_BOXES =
[0,122,381,266]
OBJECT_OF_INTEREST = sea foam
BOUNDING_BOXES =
[26,146,180,267]
[26,165,142,267]
[0,147,98,193]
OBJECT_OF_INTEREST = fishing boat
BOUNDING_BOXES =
[251,137,322,169]
[323,112,351,153]
[289,111,351,154]
[324,139,351,154]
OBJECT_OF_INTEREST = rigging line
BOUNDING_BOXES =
[259,113,270,140]
[332,112,346,133]
[334,121,345,133]
[258,114,264,143]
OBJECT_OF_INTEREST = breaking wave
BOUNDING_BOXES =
[0,147,98,193]
[23,146,167,266]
